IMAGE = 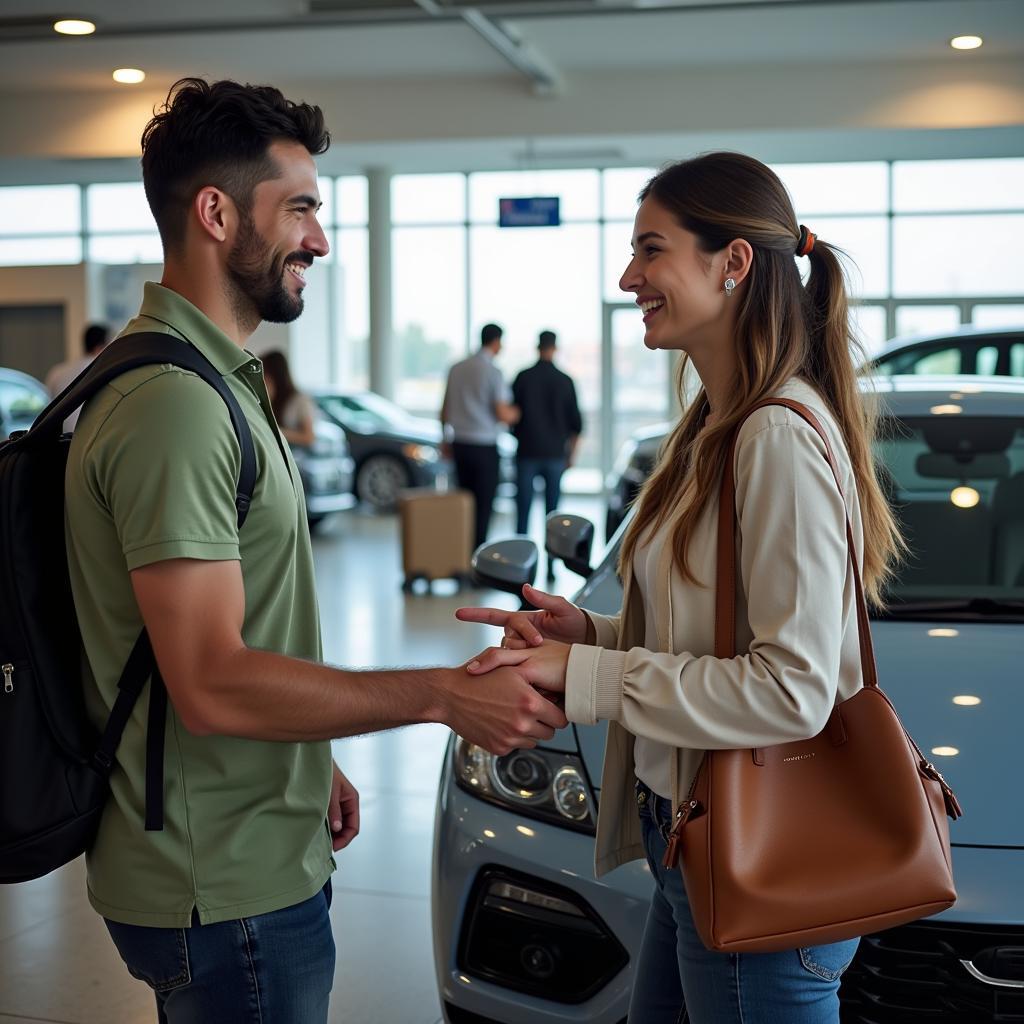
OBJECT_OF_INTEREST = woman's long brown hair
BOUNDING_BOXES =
[260,349,298,425]
[618,152,903,605]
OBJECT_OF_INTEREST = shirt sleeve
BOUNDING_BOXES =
[492,364,512,406]
[564,417,849,747]
[86,369,244,570]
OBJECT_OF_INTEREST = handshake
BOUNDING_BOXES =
[443,582,590,756]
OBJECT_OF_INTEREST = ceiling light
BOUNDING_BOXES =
[951,486,980,509]
[113,68,146,85]
[53,19,95,35]
[931,746,959,757]
[930,404,962,415]
[952,695,981,706]
[928,628,959,638]
[950,35,983,50]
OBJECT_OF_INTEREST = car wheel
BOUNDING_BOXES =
[356,453,410,511]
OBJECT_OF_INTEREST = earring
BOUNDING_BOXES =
[724,277,736,296]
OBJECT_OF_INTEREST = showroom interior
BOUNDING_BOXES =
[0,1,1023,1022]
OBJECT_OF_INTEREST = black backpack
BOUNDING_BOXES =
[0,333,256,883]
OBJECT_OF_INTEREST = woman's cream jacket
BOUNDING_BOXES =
[564,378,868,877]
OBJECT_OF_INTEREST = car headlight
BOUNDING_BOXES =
[453,738,596,834]
[401,443,439,463]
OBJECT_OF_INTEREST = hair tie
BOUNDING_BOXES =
[796,225,816,257]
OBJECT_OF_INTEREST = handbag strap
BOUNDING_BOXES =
[714,397,878,690]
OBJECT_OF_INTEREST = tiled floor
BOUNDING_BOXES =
[0,494,604,1024]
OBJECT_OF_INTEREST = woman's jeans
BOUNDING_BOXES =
[104,881,335,1024]
[629,782,858,1024]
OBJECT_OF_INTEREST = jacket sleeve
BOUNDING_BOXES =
[566,378,583,436]
[564,419,849,745]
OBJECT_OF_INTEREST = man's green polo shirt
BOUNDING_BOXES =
[65,282,334,927]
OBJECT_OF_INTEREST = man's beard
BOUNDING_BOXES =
[225,212,306,329]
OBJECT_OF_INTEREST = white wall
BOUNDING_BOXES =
[0,264,88,362]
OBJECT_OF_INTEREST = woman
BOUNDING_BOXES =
[262,348,316,447]
[458,152,903,1023]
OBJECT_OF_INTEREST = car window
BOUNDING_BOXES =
[0,378,47,424]
[877,414,1024,607]
[1011,343,1024,377]
[905,347,960,375]
[976,344,999,375]
[319,396,389,434]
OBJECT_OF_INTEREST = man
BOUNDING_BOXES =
[64,78,564,1024]
[45,322,111,430]
[440,323,519,550]
[512,331,583,575]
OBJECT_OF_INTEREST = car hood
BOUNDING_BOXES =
[574,620,1020,848]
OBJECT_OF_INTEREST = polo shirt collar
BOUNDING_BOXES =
[137,282,252,376]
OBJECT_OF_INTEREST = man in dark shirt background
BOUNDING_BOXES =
[512,330,583,578]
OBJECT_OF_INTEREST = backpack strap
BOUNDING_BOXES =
[41,333,258,833]
[34,333,256,523]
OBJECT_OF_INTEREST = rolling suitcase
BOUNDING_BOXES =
[398,488,475,591]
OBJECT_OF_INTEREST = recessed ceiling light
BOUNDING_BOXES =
[931,746,959,757]
[952,695,981,706]
[951,486,980,509]
[53,19,95,35]
[930,404,962,415]
[950,35,983,50]
[113,68,146,85]
[928,628,959,638]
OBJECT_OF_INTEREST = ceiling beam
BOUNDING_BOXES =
[459,9,563,96]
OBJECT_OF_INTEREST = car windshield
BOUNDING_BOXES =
[318,395,393,434]
[876,414,1024,621]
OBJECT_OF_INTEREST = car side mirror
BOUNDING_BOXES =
[545,512,594,579]
[471,538,538,605]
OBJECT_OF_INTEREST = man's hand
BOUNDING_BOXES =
[328,762,360,852]
[440,665,568,755]
[466,641,571,694]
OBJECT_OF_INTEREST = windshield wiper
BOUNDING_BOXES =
[876,597,1024,620]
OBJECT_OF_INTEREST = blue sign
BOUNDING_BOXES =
[499,196,561,228]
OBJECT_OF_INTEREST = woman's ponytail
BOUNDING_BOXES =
[802,238,906,604]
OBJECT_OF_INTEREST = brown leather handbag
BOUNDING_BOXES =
[662,398,962,954]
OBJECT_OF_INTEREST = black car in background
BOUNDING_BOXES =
[315,390,516,511]
[605,326,1024,540]
[314,390,448,511]
[871,326,1024,378]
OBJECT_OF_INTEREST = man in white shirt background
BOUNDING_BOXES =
[45,323,111,430]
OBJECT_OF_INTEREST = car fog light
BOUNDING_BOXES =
[552,766,591,822]
[521,943,557,979]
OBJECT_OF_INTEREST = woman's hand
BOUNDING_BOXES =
[466,640,571,694]
[456,584,588,649]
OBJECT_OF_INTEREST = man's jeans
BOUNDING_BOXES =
[104,882,334,1024]
[629,782,859,1024]
[515,457,566,536]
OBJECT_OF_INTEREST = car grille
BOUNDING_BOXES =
[840,920,1024,1022]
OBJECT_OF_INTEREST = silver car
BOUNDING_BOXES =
[432,376,1024,1024]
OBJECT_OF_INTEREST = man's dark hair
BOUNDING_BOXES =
[141,78,330,254]
[480,323,503,347]
[83,323,110,355]
[538,330,556,351]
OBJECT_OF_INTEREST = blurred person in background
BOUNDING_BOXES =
[512,329,583,579]
[262,348,316,446]
[441,322,520,549]
[45,322,111,430]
